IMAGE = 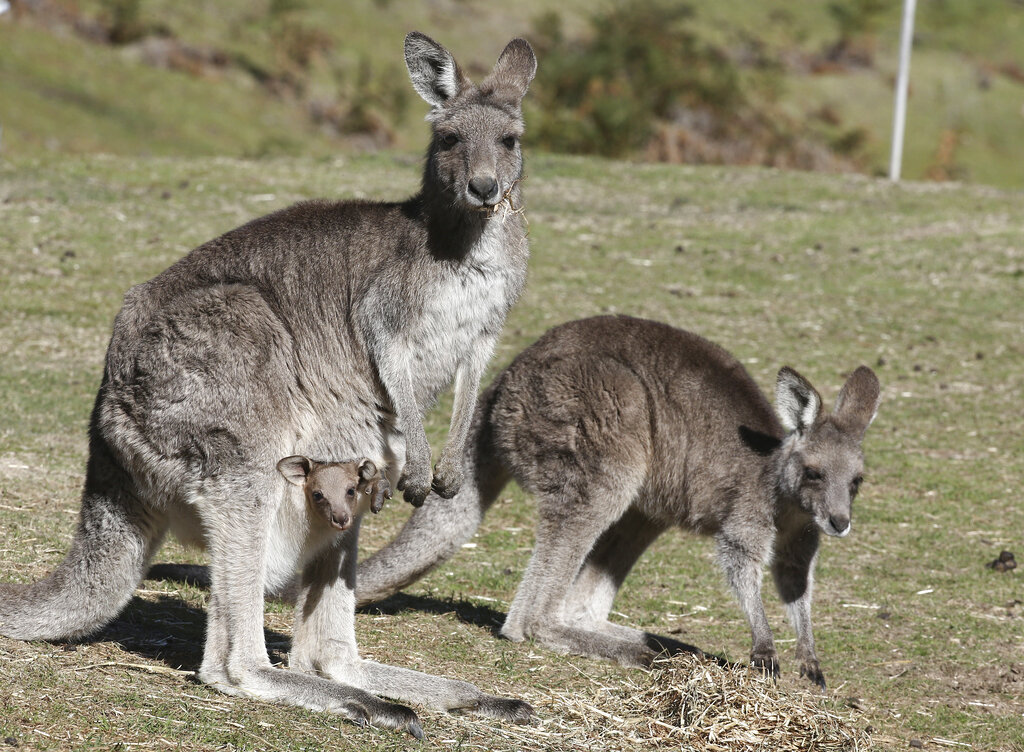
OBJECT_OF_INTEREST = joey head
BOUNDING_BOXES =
[277,456,392,531]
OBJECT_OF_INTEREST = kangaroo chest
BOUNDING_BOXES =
[405,230,520,404]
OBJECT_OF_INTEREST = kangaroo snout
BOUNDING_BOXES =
[825,513,851,537]
[468,175,500,205]
[331,511,351,531]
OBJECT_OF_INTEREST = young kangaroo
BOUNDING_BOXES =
[277,456,391,532]
[150,459,391,602]
[357,315,881,689]
[0,33,536,737]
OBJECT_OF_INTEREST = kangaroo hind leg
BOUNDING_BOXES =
[347,659,533,724]
[565,505,706,660]
[501,483,653,667]
[563,506,662,629]
[194,476,422,738]
[292,516,531,724]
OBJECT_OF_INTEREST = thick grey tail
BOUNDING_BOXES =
[0,438,164,641]
[356,385,509,607]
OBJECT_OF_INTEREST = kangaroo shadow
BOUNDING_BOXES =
[358,591,509,636]
[357,590,732,669]
[147,562,212,589]
[146,562,732,670]
[148,563,510,636]
[65,575,291,673]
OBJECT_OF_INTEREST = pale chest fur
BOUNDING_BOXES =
[263,493,315,593]
[404,224,521,406]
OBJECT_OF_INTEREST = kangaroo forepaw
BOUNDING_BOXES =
[799,659,827,691]
[369,477,392,514]
[397,468,431,508]
[751,650,780,681]
[430,455,464,499]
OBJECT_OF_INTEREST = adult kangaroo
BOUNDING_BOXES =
[0,32,536,737]
[357,315,881,689]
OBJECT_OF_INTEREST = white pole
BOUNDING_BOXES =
[889,0,917,181]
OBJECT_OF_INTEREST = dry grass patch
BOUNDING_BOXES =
[438,654,872,752]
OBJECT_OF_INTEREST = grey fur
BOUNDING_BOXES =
[357,315,881,689]
[0,32,537,736]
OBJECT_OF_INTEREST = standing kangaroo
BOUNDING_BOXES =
[0,32,536,737]
[357,315,881,689]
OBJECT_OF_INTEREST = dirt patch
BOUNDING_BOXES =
[930,660,1024,721]
[952,662,1024,698]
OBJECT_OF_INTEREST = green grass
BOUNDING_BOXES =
[0,22,333,158]
[1,152,1023,750]
[0,0,596,159]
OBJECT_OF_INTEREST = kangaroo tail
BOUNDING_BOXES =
[0,437,164,641]
[356,384,509,607]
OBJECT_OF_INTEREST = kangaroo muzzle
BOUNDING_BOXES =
[468,175,500,205]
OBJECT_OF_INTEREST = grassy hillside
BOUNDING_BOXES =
[0,0,593,156]
[2,0,1023,186]
[0,21,337,157]
[1,152,1022,750]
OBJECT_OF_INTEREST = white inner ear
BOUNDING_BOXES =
[280,469,306,487]
[776,384,821,433]
[405,35,461,109]
[800,391,821,429]
[776,390,801,433]
[866,399,880,428]
[359,459,376,480]
[434,58,459,101]
[277,456,310,486]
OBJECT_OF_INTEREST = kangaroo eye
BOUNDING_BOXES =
[440,133,459,148]
[502,135,518,149]
[311,490,324,501]
[803,467,823,482]
[850,475,864,491]
[346,488,356,497]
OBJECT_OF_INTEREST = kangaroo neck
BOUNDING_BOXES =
[415,168,523,263]
[421,199,490,261]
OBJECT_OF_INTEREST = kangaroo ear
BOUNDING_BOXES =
[405,31,467,108]
[277,455,312,486]
[483,38,537,102]
[357,459,377,482]
[833,366,881,439]
[775,367,822,434]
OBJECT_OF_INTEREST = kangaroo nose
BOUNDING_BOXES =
[468,176,499,204]
[332,512,350,531]
[828,514,851,537]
